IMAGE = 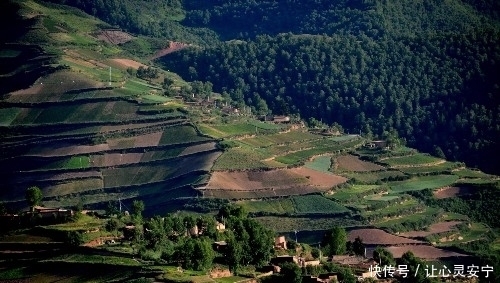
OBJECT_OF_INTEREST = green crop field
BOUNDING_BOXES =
[362,199,420,217]
[382,153,443,167]
[305,155,332,173]
[330,185,381,201]
[342,170,406,184]
[264,131,322,144]
[248,120,284,130]
[364,194,400,201]
[238,198,295,214]
[159,125,210,145]
[389,175,459,192]
[375,207,442,231]
[0,107,21,126]
[398,161,460,174]
[452,168,493,178]
[42,155,90,170]
[276,139,362,165]
[213,147,268,170]
[292,195,349,214]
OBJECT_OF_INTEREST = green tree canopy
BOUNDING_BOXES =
[323,226,347,256]
[131,200,145,219]
[25,186,42,208]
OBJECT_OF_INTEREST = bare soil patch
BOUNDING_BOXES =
[337,155,384,172]
[91,152,144,167]
[110,58,147,70]
[290,167,348,187]
[107,131,163,149]
[27,143,110,157]
[399,221,462,238]
[348,229,424,245]
[434,186,474,199]
[385,245,468,259]
[204,168,347,199]
[207,168,345,191]
[97,30,133,44]
[151,41,191,60]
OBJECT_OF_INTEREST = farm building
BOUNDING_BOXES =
[31,206,73,218]
[215,221,225,231]
[274,236,287,250]
[365,140,388,149]
[302,273,338,283]
[270,255,298,265]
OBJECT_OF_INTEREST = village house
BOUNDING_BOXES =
[31,206,73,219]
[274,236,287,250]
[215,221,225,231]
[365,140,388,149]
[270,255,298,266]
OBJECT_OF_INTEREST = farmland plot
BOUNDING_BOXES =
[102,151,220,188]
[336,155,384,172]
[389,175,459,192]
[305,155,332,173]
[382,153,443,167]
[348,229,424,245]
[398,161,460,174]
[385,245,467,259]
[343,170,406,184]
[292,195,349,214]
[399,221,462,238]
[159,125,210,145]
[237,198,295,214]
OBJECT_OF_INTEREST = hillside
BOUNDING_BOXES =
[155,0,499,175]
[0,0,220,215]
[0,1,499,282]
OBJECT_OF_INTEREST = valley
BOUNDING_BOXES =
[0,0,499,282]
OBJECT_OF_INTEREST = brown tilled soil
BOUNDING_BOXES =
[107,131,163,149]
[151,41,190,60]
[110,58,147,70]
[434,186,474,199]
[27,143,110,157]
[336,155,385,172]
[399,221,462,238]
[348,229,424,245]
[385,245,468,259]
[97,30,133,44]
[91,152,145,167]
[290,167,348,187]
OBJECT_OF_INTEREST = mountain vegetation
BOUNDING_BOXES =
[157,0,500,174]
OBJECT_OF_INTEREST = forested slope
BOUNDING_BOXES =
[159,0,500,174]
[42,0,500,174]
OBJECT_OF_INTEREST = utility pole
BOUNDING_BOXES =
[294,230,298,243]
[109,67,112,86]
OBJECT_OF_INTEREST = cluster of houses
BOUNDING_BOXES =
[270,236,378,282]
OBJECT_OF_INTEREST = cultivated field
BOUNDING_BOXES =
[336,155,384,172]
[433,186,474,199]
[399,221,462,238]
[384,245,468,259]
[381,153,444,168]
[347,229,424,245]
[388,175,459,193]
[207,168,346,193]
